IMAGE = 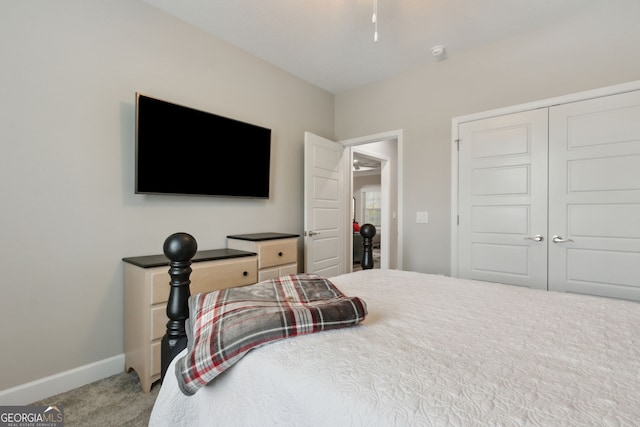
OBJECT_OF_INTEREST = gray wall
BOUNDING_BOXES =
[0,0,334,390]
[335,0,640,274]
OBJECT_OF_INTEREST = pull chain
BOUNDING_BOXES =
[372,0,379,42]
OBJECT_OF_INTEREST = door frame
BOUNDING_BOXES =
[340,129,403,273]
[451,79,640,277]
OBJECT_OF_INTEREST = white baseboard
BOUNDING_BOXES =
[0,354,125,405]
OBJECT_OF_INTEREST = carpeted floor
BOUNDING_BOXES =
[30,371,159,426]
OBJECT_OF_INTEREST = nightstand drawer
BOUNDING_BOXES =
[150,305,167,341]
[149,257,257,305]
[258,238,297,269]
[259,263,299,282]
[190,257,257,293]
[150,271,170,305]
[278,263,298,276]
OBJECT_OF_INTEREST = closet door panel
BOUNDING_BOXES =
[568,204,640,240]
[458,109,548,289]
[568,155,640,192]
[548,90,640,301]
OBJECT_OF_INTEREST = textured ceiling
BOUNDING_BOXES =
[143,0,599,94]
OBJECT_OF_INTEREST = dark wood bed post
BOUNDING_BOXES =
[360,223,376,270]
[160,232,198,381]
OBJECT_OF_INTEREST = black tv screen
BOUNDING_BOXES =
[135,93,271,198]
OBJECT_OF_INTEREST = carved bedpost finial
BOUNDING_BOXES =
[161,232,198,381]
[164,232,198,263]
[360,223,376,270]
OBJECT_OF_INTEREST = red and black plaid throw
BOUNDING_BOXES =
[175,274,368,395]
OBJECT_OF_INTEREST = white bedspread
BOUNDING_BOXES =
[150,270,640,426]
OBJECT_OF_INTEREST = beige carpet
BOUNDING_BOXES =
[30,372,159,426]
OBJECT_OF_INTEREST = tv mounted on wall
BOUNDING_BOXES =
[135,93,272,198]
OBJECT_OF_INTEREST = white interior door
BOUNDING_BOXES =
[304,132,344,277]
[458,109,548,289]
[548,90,640,300]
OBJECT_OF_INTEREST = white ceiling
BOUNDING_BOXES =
[143,0,599,94]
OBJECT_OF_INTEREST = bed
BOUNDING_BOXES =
[150,234,640,426]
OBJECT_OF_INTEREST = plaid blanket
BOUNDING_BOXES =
[175,274,368,396]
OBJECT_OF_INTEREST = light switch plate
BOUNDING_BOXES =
[416,211,428,223]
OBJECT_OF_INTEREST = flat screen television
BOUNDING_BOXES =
[135,93,272,198]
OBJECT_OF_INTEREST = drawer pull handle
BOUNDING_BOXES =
[278,252,283,257]
[242,271,248,276]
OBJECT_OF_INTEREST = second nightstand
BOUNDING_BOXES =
[227,232,300,282]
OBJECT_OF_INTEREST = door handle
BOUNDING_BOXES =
[552,235,574,243]
[306,231,319,236]
[524,234,544,242]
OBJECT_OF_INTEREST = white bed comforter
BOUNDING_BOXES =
[150,270,640,426]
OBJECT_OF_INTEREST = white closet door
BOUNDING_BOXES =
[548,90,640,300]
[458,109,548,289]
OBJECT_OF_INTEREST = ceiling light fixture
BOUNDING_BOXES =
[372,0,379,42]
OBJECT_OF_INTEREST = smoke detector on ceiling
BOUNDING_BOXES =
[431,45,446,57]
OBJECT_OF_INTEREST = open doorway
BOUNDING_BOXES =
[340,130,402,273]
[352,150,383,270]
